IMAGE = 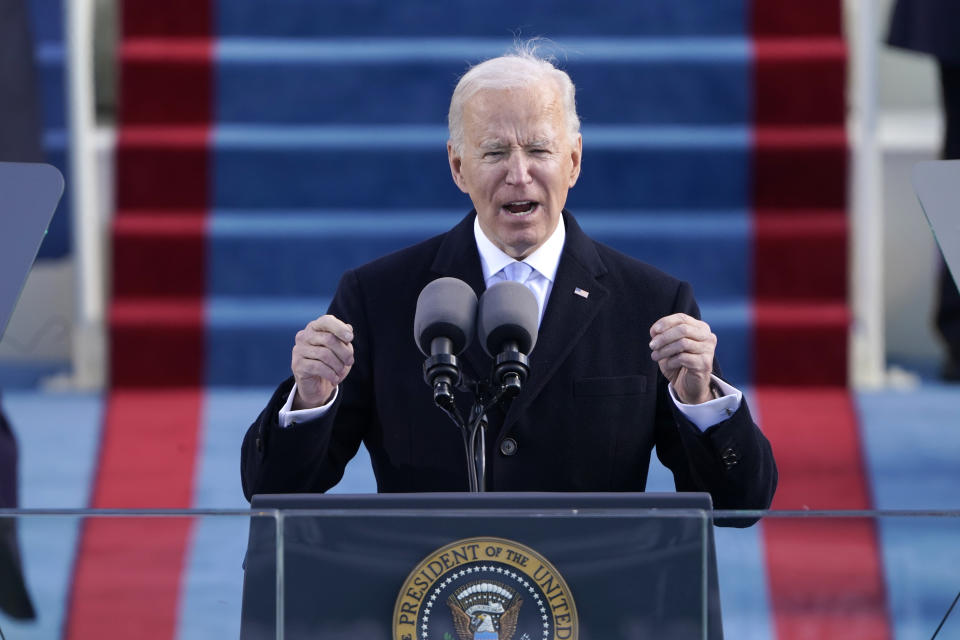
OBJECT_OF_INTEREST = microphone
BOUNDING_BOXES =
[476,281,539,397]
[413,277,478,409]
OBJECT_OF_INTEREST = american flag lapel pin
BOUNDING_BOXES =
[574,287,589,299]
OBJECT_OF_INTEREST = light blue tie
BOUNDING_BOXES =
[499,261,547,326]
[501,261,533,286]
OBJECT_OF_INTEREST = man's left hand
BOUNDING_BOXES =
[649,313,717,404]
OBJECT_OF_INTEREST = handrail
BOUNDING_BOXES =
[64,0,106,389]
[847,0,886,387]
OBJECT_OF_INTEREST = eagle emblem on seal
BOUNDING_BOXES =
[446,581,523,640]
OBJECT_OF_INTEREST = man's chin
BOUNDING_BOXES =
[479,214,551,258]
[499,235,544,260]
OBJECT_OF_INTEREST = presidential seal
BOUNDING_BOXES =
[393,536,578,640]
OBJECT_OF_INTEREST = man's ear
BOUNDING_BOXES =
[447,142,469,194]
[568,134,583,187]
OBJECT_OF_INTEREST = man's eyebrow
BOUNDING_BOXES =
[526,137,552,148]
[478,139,507,150]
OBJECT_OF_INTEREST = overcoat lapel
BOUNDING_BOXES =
[499,213,608,434]
[429,212,489,384]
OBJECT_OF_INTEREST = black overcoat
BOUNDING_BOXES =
[888,0,960,62]
[242,211,777,514]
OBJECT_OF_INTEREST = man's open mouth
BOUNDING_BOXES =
[502,201,539,216]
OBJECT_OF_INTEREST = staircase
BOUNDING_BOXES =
[74,3,864,638]
[110,0,847,390]
[750,4,848,385]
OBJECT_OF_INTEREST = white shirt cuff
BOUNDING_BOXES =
[668,375,742,432]
[278,383,338,428]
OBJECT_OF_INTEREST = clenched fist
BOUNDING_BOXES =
[291,315,355,409]
[649,313,717,405]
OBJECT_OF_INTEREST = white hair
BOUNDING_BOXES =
[447,43,581,155]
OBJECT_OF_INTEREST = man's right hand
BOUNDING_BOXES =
[291,315,355,410]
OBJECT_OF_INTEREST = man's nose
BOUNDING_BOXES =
[504,151,532,184]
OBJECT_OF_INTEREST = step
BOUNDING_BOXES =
[753,302,849,385]
[121,0,211,39]
[111,297,848,387]
[212,38,749,127]
[119,1,842,43]
[214,1,748,38]
[112,215,206,298]
[204,296,329,386]
[114,123,846,211]
[34,41,71,259]
[38,129,71,258]
[118,124,755,210]
[115,127,211,211]
[208,210,751,300]
[207,297,752,387]
[120,37,748,126]
[753,212,847,302]
[754,39,845,126]
[751,0,841,38]
[27,0,64,45]
[109,298,205,387]
[752,126,847,210]
[37,42,66,130]
[118,40,213,126]
[117,36,844,127]
[113,207,850,303]
[111,209,752,302]
[109,297,753,387]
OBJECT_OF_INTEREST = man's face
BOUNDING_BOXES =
[448,82,582,259]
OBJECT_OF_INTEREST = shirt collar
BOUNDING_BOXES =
[473,214,566,284]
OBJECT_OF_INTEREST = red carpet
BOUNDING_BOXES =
[65,390,204,639]
[65,1,214,637]
[751,1,890,637]
[757,389,891,639]
[112,0,212,388]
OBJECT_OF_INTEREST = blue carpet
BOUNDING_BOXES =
[176,388,266,639]
[1,391,103,639]
[857,385,960,638]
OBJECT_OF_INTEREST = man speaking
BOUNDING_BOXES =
[241,47,777,513]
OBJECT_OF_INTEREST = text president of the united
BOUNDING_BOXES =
[241,46,777,517]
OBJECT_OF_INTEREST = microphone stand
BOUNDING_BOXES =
[431,378,501,493]
[426,348,529,493]
[462,385,503,494]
